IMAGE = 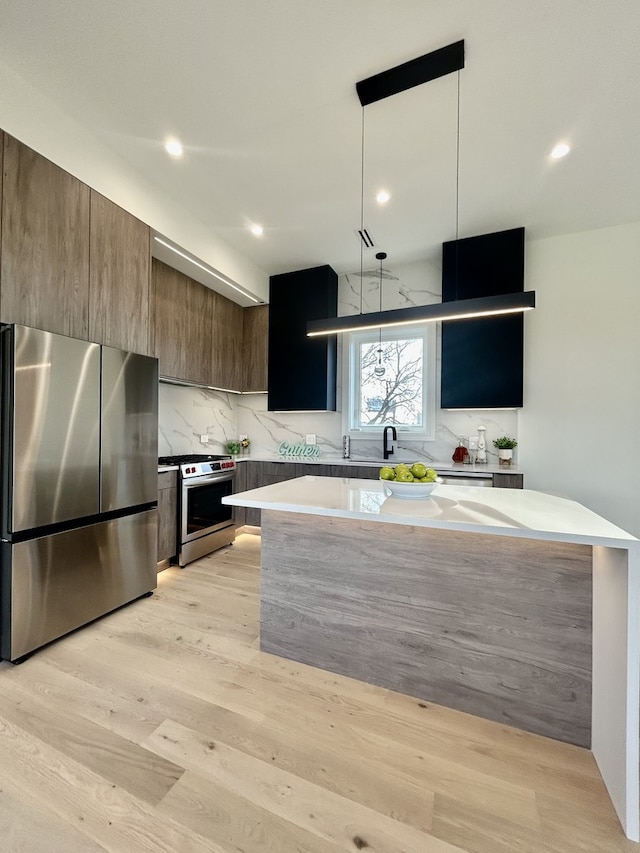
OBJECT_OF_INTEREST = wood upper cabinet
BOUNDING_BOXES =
[211,289,243,391]
[151,258,213,384]
[243,304,268,392]
[1,134,90,338]
[89,191,151,354]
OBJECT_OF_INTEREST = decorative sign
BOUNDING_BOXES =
[277,440,320,459]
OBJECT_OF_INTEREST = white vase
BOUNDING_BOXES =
[498,448,513,466]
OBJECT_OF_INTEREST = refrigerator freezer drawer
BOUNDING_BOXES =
[1,509,157,662]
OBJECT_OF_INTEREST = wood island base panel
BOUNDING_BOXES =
[260,509,593,747]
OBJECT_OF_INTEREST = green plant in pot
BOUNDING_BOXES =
[493,436,517,466]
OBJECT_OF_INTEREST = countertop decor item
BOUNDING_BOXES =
[226,439,242,456]
[477,425,487,463]
[380,477,442,499]
[493,435,517,466]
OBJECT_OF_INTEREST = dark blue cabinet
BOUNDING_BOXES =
[440,228,525,409]
[267,265,338,411]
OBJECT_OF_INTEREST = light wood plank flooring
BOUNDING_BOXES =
[0,533,636,852]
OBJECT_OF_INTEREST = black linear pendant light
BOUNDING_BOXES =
[307,40,535,339]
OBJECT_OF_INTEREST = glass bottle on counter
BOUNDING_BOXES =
[452,438,468,464]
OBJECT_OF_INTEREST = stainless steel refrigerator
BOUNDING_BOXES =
[0,324,158,663]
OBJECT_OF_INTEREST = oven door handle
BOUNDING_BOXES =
[183,475,234,489]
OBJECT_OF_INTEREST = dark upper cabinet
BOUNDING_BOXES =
[268,265,338,411]
[440,227,525,409]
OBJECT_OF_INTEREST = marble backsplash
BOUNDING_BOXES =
[158,381,517,466]
[158,382,238,457]
[158,257,519,464]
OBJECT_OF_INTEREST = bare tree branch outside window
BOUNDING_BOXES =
[358,338,423,427]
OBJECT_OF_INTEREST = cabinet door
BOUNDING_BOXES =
[243,304,268,392]
[157,471,177,563]
[493,472,524,489]
[211,290,243,391]
[1,134,90,338]
[89,192,151,354]
[243,461,298,526]
[268,265,338,411]
[151,259,213,384]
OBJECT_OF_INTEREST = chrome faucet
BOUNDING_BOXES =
[383,426,397,460]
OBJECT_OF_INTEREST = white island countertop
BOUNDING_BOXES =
[224,475,637,549]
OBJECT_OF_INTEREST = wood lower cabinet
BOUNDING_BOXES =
[243,304,268,392]
[89,192,151,354]
[242,461,298,526]
[157,470,178,565]
[493,471,524,489]
[1,134,90,338]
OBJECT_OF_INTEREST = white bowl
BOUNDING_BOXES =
[380,477,442,499]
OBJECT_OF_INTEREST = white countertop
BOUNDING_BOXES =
[158,465,179,472]
[223,475,637,549]
[233,454,520,476]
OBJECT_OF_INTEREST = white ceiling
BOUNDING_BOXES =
[1,0,639,299]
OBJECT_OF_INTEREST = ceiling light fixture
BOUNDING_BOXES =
[153,237,261,303]
[164,138,184,158]
[550,142,571,160]
[250,224,264,237]
[307,39,536,338]
[376,190,390,205]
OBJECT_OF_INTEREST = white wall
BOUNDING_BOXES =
[520,222,640,537]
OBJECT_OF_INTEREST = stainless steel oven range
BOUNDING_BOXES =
[159,455,236,566]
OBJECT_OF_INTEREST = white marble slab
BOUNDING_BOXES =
[224,475,636,547]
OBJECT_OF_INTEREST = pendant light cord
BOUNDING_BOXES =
[360,107,366,315]
[454,69,461,301]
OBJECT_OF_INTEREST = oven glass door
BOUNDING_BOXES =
[183,476,234,542]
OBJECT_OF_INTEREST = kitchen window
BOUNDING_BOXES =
[343,324,436,439]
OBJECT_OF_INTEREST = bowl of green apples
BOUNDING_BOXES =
[379,462,442,498]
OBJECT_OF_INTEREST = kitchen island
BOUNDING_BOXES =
[223,476,640,841]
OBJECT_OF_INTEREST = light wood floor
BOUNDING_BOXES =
[0,533,636,853]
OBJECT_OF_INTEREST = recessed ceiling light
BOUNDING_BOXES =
[550,142,570,160]
[164,138,184,158]
[250,224,264,237]
[376,190,391,204]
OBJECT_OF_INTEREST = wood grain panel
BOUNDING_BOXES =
[89,191,150,354]
[152,259,213,383]
[1,134,90,338]
[260,510,593,747]
[494,472,524,489]
[211,289,243,390]
[243,462,298,526]
[242,303,268,391]
[157,475,177,563]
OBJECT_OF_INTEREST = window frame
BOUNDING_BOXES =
[341,323,436,441]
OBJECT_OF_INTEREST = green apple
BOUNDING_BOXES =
[379,466,395,480]
[396,470,415,482]
[410,462,427,479]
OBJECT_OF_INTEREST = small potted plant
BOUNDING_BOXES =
[240,436,251,455]
[492,436,517,466]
